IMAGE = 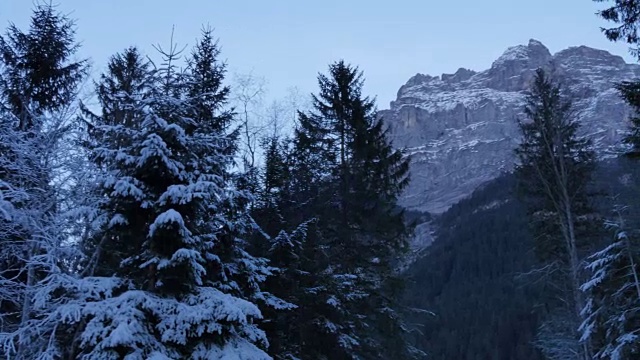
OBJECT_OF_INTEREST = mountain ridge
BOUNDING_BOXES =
[381,39,640,215]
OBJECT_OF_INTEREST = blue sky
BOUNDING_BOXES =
[0,0,635,107]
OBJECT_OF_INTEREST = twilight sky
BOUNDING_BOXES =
[0,0,635,108]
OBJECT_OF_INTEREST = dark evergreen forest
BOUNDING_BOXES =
[403,156,640,359]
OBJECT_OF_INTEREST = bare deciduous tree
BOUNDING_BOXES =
[231,71,267,169]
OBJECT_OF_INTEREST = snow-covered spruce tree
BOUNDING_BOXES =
[76,46,155,278]
[514,68,598,360]
[0,3,88,357]
[182,26,286,336]
[49,32,273,359]
[580,210,640,359]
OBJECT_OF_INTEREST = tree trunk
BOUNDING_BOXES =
[623,232,640,301]
[556,139,592,360]
[16,240,37,360]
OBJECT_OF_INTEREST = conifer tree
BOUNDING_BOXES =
[308,61,415,358]
[258,222,309,359]
[250,131,322,360]
[594,0,640,60]
[515,68,597,360]
[593,1,640,155]
[580,209,640,359]
[77,46,154,277]
[184,26,287,327]
[569,5,640,357]
[254,60,419,359]
[44,32,274,359]
[0,2,87,130]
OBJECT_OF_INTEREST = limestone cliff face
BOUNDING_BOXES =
[381,39,640,214]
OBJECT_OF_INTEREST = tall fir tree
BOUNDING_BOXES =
[77,46,154,278]
[253,61,421,359]
[182,26,288,332]
[40,32,275,359]
[514,68,598,360]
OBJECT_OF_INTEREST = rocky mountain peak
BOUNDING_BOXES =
[484,39,553,92]
[381,40,639,215]
[490,38,551,69]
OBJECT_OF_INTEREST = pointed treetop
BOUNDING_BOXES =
[0,1,88,128]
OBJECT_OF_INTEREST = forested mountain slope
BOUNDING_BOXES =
[403,156,640,359]
[404,175,544,359]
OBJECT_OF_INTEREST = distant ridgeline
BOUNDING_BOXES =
[382,39,639,214]
[402,156,640,359]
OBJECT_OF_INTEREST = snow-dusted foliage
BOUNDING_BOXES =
[580,214,640,359]
[535,308,584,360]
[0,3,90,358]
[259,218,375,359]
[32,278,267,360]
[44,34,275,358]
[0,104,96,360]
